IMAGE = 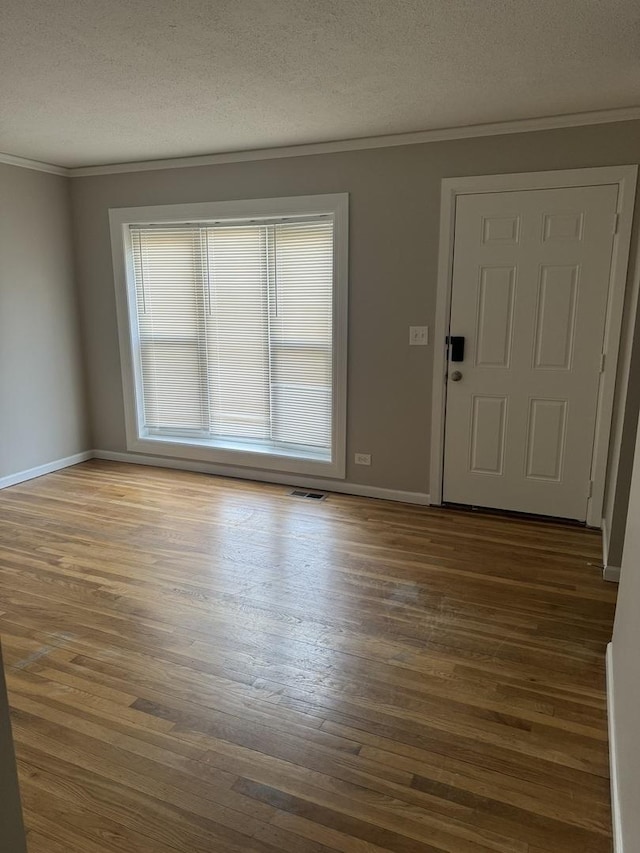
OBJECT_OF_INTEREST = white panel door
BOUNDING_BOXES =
[443,184,618,520]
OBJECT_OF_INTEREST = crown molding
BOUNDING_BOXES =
[3,105,640,179]
[68,105,640,177]
[0,150,69,176]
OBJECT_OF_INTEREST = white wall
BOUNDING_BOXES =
[610,394,640,849]
[0,163,90,478]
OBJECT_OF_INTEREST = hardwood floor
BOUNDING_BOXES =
[0,460,617,853]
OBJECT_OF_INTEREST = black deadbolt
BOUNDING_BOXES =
[448,336,465,362]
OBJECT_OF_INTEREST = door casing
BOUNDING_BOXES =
[430,166,638,527]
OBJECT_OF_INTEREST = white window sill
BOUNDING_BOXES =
[127,433,345,479]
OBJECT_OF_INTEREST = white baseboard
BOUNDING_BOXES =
[0,450,429,506]
[0,450,93,490]
[601,517,621,582]
[92,449,431,506]
[0,446,431,507]
[604,565,622,583]
[607,643,624,853]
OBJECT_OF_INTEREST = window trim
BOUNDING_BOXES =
[109,194,348,479]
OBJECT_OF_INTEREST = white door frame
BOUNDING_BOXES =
[430,165,638,527]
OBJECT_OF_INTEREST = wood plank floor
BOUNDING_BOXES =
[0,460,617,853]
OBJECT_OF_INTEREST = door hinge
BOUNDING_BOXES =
[613,213,620,235]
[600,352,606,373]
[587,480,594,498]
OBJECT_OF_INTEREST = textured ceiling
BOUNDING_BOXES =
[1,0,639,168]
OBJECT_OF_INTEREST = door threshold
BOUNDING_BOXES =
[440,501,588,528]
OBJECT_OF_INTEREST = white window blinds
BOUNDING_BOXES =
[129,217,334,460]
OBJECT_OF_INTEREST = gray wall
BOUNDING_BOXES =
[610,391,640,849]
[0,646,26,853]
[70,121,640,550]
[0,164,89,478]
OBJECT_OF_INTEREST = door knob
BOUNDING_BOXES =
[450,370,463,382]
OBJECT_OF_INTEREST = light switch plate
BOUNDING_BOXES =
[409,326,429,346]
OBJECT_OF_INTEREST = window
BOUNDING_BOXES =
[110,195,348,478]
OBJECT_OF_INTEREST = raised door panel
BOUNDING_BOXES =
[542,212,584,243]
[533,265,579,370]
[469,396,507,475]
[475,267,516,368]
[525,398,568,481]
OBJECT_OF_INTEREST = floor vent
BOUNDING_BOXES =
[288,489,327,501]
